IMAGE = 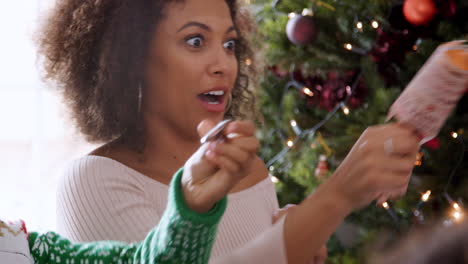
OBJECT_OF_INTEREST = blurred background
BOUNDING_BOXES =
[0,0,95,232]
[251,0,467,262]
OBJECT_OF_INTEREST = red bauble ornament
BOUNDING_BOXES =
[286,15,317,46]
[403,0,438,26]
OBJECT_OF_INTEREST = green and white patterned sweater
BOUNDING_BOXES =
[1,168,227,264]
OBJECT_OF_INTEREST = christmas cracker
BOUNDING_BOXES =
[387,40,468,144]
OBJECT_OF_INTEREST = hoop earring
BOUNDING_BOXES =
[137,84,142,113]
[226,93,233,113]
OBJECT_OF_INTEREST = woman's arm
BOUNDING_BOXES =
[215,123,420,264]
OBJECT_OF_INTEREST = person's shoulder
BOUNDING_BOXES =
[59,155,126,189]
[65,155,123,175]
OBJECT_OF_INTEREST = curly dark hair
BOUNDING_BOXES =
[37,0,258,149]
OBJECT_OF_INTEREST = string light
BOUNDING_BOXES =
[341,104,350,115]
[290,120,302,135]
[382,202,389,209]
[302,87,314,97]
[266,71,363,168]
[453,211,463,221]
[271,176,279,183]
[412,45,418,51]
[344,43,353,50]
[269,166,275,171]
[421,190,431,202]
[356,22,363,29]
[453,202,461,211]
[245,58,252,66]
[371,20,379,29]
[451,132,459,139]
[288,12,297,19]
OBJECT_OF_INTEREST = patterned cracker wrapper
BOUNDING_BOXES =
[387,41,468,144]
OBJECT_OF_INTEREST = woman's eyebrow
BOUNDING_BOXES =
[177,21,210,32]
[177,21,236,34]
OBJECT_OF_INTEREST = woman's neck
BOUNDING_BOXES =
[91,119,200,185]
[142,119,200,177]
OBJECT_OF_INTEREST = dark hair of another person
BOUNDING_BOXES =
[37,0,257,150]
[368,221,468,264]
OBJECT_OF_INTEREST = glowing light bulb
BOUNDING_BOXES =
[302,87,314,96]
[371,21,379,29]
[356,22,363,29]
[245,58,252,66]
[382,202,389,209]
[421,190,431,202]
[453,211,462,221]
[288,12,297,19]
[344,43,353,50]
[271,176,279,183]
[287,140,294,147]
[342,105,350,115]
[451,132,458,139]
[453,203,461,211]
[290,120,297,127]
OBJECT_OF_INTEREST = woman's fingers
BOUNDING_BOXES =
[211,143,250,164]
[206,152,242,174]
[225,136,260,153]
[383,154,417,174]
[224,120,256,137]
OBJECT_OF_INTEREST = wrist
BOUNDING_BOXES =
[318,173,355,215]
[171,167,228,224]
[181,172,215,214]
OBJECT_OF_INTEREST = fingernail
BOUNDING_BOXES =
[226,133,241,139]
[205,150,215,159]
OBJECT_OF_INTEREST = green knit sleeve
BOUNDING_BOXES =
[29,167,227,264]
[133,167,228,263]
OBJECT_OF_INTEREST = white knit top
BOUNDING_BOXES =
[56,156,287,263]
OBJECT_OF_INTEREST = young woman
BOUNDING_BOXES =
[37,0,420,263]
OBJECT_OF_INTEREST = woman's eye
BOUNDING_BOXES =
[224,39,237,52]
[186,36,204,48]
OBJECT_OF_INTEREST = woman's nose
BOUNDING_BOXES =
[208,48,234,77]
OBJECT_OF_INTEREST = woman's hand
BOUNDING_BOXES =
[182,119,259,213]
[273,204,328,264]
[327,123,420,210]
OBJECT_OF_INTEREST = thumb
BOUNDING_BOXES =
[197,119,216,138]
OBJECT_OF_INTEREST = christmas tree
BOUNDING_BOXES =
[250,0,468,262]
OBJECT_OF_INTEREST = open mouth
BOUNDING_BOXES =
[198,90,225,104]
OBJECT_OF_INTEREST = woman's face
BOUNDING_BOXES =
[144,0,238,140]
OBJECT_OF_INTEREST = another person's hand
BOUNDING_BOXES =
[182,120,259,213]
[273,204,328,264]
[327,123,420,210]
